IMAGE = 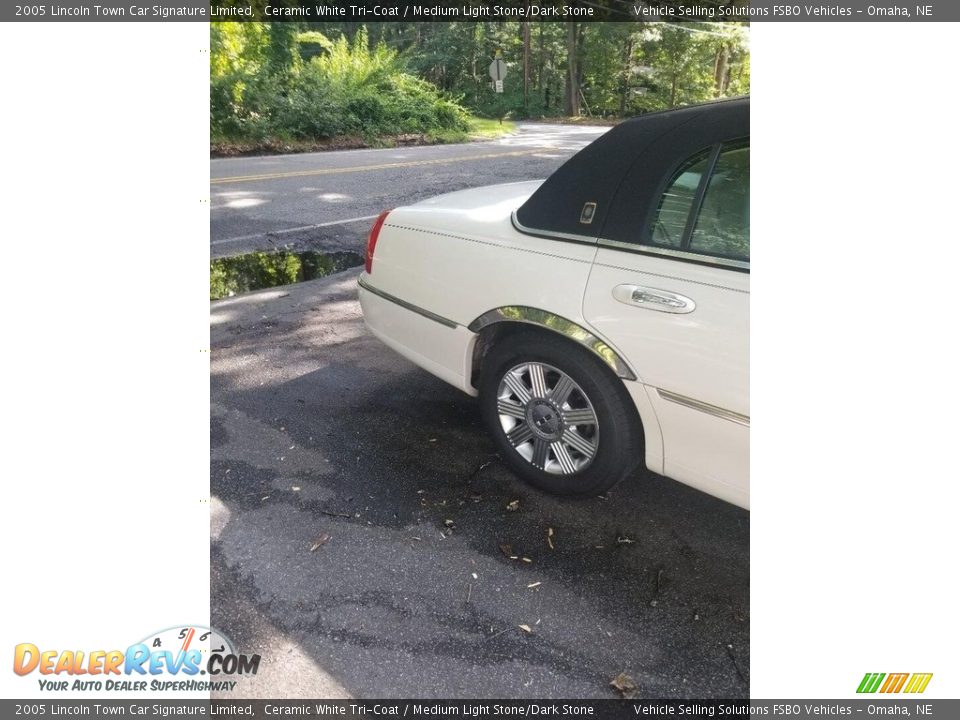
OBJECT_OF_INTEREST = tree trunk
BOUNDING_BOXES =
[714,44,730,96]
[565,22,580,116]
[536,23,545,92]
[523,12,531,111]
[619,35,633,116]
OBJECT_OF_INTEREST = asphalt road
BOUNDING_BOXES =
[210,124,610,258]
[210,271,750,699]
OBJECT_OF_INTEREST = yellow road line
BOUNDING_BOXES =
[210,149,545,185]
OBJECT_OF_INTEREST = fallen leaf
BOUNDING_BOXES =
[444,519,455,528]
[610,672,638,698]
[506,500,520,512]
[499,543,514,557]
[309,533,331,552]
[547,527,555,550]
[526,582,542,589]
[518,624,533,634]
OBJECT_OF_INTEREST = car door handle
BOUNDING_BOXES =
[612,284,696,314]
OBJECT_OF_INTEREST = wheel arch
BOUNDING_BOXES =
[467,306,636,384]
[467,310,665,477]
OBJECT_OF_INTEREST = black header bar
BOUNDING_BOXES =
[2,700,960,718]
[2,1,955,22]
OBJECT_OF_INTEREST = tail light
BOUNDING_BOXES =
[364,210,391,274]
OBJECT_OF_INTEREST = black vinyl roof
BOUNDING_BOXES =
[513,97,749,243]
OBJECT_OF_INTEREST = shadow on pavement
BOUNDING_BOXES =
[210,270,749,699]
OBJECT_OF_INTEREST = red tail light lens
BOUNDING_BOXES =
[364,210,391,274]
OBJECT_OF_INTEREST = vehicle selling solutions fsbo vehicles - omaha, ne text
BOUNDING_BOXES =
[358,98,749,509]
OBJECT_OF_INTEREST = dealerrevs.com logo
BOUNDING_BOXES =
[13,625,260,693]
[857,673,933,694]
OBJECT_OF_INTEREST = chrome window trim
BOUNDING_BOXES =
[468,306,637,381]
[512,211,749,272]
[510,211,599,246]
[597,238,750,271]
[357,275,459,329]
[657,388,750,427]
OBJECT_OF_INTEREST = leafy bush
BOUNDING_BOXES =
[210,252,301,300]
[210,251,364,300]
[211,26,469,142]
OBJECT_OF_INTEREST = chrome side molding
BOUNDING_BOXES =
[657,388,750,427]
[598,238,750,271]
[358,275,459,329]
[468,306,636,381]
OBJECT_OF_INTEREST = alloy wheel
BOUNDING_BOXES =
[496,362,599,475]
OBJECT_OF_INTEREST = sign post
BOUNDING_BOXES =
[488,58,507,93]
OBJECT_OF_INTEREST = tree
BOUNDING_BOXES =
[565,22,580,116]
[211,21,751,136]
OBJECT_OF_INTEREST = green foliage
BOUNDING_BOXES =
[210,252,301,300]
[343,21,749,120]
[634,24,749,112]
[211,24,469,142]
[402,22,570,119]
[210,21,750,143]
[209,250,363,300]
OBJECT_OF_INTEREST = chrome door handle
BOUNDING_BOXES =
[612,284,696,314]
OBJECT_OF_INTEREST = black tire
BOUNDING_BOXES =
[479,331,643,496]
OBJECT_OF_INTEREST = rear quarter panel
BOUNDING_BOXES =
[367,207,597,332]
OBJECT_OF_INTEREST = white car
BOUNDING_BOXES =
[358,98,749,508]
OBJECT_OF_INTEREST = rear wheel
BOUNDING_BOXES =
[479,333,642,496]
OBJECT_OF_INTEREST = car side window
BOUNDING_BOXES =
[689,145,750,261]
[645,142,749,265]
[649,150,712,249]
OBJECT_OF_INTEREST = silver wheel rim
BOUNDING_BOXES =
[496,362,599,475]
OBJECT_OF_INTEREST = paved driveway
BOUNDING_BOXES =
[210,270,749,699]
